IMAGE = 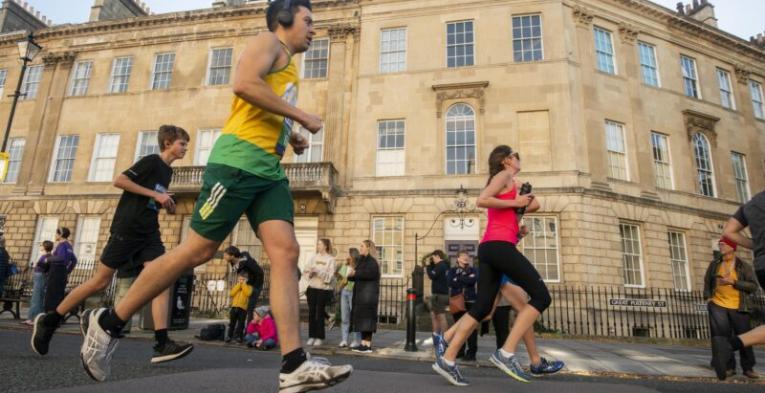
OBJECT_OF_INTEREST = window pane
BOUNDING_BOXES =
[303,39,329,79]
[208,48,233,85]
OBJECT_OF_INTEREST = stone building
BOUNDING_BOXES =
[0,0,763,301]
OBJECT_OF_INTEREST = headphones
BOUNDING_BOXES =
[276,0,294,28]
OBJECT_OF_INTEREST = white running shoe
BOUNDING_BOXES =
[306,338,315,346]
[80,308,120,382]
[313,339,323,346]
[279,354,353,393]
[338,341,348,348]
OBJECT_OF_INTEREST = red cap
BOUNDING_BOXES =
[719,236,738,251]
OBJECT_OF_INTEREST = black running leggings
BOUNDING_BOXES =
[468,241,551,322]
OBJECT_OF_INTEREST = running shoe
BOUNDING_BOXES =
[530,357,565,376]
[31,312,56,356]
[489,349,531,383]
[151,339,194,364]
[278,354,353,393]
[80,308,120,382]
[432,356,469,386]
[351,345,373,354]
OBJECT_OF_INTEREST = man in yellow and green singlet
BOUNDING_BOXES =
[65,1,353,391]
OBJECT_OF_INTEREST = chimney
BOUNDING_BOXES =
[677,1,718,28]
[751,32,765,49]
[89,0,149,22]
[0,0,51,32]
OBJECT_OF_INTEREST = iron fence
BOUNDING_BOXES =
[539,285,765,340]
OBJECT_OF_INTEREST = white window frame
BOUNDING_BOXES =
[4,137,25,184]
[512,14,544,63]
[681,55,701,99]
[668,231,691,292]
[108,56,133,94]
[637,42,660,87]
[605,120,629,181]
[134,131,159,162]
[301,39,329,79]
[375,119,405,176]
[371,216,405,277]
[194,128,222,165]
[750,80,765,120]
[731,152,750,203]
[650,132,674,190]
[692,133,716,198]
[75,216,101,270]
[445,103,477,175]
[0,69,7,98]
[206,48,233,86]
[446,20,475,68]
[20,65,43,100]
[31,216,59,265]
[594,27,616,75]
[379,27,407,73]
[150,52,175,90]
[48,135,79,183]
[68,60,93,97]
[620,223,645,288]
[716,68,735,110]
[520,216,560,283]
[88,133,121,183]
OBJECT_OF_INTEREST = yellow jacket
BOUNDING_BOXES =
[230,282,253,310]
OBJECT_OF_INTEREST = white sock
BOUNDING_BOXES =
[443,358,456,367]
[500,349,514,358]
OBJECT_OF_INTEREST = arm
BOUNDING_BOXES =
[734,261,760,294]
[115,156,174,209]
[525,197,541,214]
[448,268,462,289]
[460,268,478,286]
[477,170,532,209]
[722,216,754,250]
[425,263,437,279]
[241,284,253,298]
[703,261,715,300]
[230,283,241,297]
[320,257,336,284]
[352,259,380,281]
[232,34,320,133]
[66,248,78,273]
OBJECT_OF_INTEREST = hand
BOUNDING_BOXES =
[515,193,534,207]
[519,225,530,238]
[154,192,176,212]
[289,132,310,155]
[255,339,263,347]
[298,112,323,134]
[717,277,735,286]
[238,277,246,284]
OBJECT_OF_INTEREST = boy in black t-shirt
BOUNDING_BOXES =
[32,125,194,365]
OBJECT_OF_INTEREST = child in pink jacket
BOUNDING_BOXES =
[245,306,278,350]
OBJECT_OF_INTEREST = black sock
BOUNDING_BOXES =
[730,336,744,351]
[280,347,308,374]
[98,309,126,338]
[42,311,63,327]
[155,329,169,347]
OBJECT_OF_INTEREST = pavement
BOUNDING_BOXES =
[1,312,763,383]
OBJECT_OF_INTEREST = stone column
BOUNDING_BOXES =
[733,65,765,192]
[20,52,75,195]
[324,25,357,183]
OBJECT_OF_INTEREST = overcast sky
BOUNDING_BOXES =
[22,0,765,40]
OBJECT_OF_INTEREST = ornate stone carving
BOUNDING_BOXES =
[618,23,639,44]
[42,51,76,68]
[734,64,751,84]
[432,81,489,118]
[573,6,594,27]
[683,110,720,147]
[328,24,358,42]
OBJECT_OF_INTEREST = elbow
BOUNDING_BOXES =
[476,197,490,208]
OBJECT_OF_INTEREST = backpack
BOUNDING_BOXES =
[196,323,225,341]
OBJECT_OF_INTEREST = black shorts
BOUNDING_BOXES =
[101,232,165,270]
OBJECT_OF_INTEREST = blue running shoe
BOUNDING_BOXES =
[530,357,565,376]
[432,356,469,386]
[432,333,448,359]
[489,349,531,383]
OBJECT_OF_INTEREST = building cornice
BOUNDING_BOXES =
[0,0,360,46]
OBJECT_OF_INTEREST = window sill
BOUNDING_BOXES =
[607,177,632,184]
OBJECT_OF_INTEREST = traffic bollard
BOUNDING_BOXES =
[405,288,418,352]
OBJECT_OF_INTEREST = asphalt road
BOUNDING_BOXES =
[1,329,761,393]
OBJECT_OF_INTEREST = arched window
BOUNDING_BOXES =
[692,133,715,197]
[445,104,476,174]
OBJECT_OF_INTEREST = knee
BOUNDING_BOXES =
[468,303,492,322]
[529,290,551,313]
[270,241,300,267]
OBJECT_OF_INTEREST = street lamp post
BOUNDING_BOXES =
[412,185,476,297]
[0,33,42,182]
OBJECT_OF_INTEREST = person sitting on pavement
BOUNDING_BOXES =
[245,306,279,350]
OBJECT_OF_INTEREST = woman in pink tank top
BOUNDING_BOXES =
[432,145,554,386]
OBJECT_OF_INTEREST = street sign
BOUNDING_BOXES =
[608,298,667,308]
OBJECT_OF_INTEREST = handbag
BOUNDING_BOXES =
[449,292,466,313]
